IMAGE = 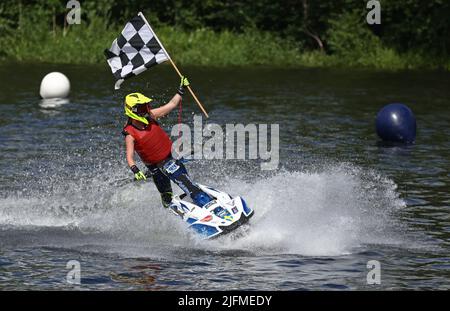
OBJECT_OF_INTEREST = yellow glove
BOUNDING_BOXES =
[134,171,147,181]
[130,165,147,181]
[180,76,190,87]
[177,76,190,95]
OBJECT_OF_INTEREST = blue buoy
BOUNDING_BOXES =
[376,103,416,144]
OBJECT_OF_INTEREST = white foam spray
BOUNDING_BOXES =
[0,163,406,257]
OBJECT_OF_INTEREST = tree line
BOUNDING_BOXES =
[0,0,448,66]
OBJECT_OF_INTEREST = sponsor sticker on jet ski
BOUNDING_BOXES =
[213,207,233,220]
[202,200,216,209]
[163,160,180,174]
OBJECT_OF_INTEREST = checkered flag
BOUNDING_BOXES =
[104,13,169,89]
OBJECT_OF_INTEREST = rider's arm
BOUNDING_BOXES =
[150,93,182,119]
[124,134,146,180]
[150,76,189,119]
[125,134,136,167]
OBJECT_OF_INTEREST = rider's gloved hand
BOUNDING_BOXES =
[177,76,190,96]
[130,165,147,181]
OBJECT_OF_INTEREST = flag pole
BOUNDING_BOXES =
[138,12,209,118]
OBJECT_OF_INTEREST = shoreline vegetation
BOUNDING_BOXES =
[0,1,449,70]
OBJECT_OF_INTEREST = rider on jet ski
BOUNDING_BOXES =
[122,77,213,208]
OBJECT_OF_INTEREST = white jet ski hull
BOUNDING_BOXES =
[168,184,254,239]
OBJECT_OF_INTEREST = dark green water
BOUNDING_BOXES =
[0,63,449,290]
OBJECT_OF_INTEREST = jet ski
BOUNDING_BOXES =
[167,184,254,239]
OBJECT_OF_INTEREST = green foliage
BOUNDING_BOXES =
[324,8,450,70]
[326,10,385,65]
[328,11,374,53]
[380,0,450,57]
[158,27,303,66]
[0,0,448,70]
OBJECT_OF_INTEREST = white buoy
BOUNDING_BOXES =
[39,72,71,99]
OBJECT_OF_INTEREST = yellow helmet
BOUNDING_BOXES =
[124,93,153,125]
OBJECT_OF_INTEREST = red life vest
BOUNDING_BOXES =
[124,120,172,165]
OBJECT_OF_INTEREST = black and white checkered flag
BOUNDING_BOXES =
[104,13,169,89]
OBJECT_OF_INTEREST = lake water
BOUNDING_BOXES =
[0,63,449,290]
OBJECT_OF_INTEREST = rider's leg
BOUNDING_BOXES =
[158,158,212,206]
[147,164,173,208]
